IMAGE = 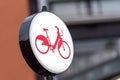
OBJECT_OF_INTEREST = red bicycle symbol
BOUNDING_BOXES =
[35,26,71,59]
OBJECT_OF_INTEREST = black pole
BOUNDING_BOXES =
[46,75,54,80]
[41,6,48,11]
[37,75,54,80]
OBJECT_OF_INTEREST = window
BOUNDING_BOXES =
[50,0,120,16]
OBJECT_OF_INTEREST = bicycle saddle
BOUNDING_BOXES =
[43,28,48,31]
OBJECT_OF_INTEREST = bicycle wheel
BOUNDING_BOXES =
[35,35,49,54]
[58,41,71,59]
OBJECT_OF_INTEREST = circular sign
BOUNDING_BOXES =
[19,11,74,75]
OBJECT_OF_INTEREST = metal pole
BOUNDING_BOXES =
[37,0,48,12]
[46,75,54,80]
[39,75,54,80]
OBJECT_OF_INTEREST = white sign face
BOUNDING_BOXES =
[29,12,74,74]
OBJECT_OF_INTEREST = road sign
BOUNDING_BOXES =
[19,11,74,75]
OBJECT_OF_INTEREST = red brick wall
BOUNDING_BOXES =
[0,0,35,80]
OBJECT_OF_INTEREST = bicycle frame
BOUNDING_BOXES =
[44,26,63,52]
